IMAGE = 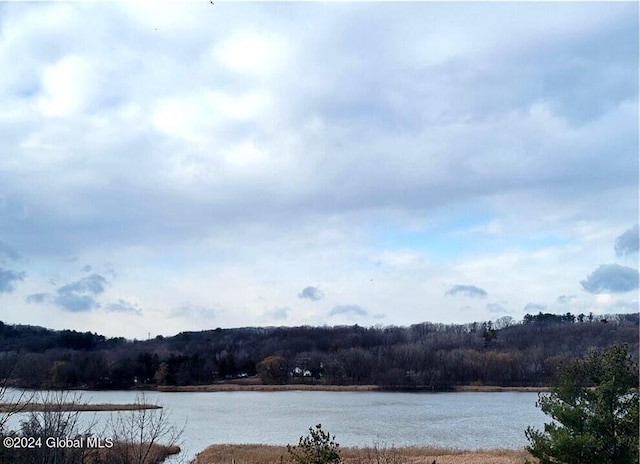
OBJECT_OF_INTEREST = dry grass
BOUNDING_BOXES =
[0,402,162,412]
[190,444,534,464]
[157,381,549,393]
[157,384,551,393]
[157,384,382,392]
[452,386,550,393]
[84,441,180,464]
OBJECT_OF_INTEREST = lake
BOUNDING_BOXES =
[3,389,548,463]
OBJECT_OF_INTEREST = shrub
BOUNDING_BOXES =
[286,424,342,464]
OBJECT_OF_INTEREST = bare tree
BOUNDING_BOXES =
[4,390,97,464]
[104,393,183,464]
[493,315,515,330]
[2,383,181,464]
[0,352,35,432]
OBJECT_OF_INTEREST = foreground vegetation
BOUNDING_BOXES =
[191,443,533,464]
[526,344,639,464]
[0,440,180,464]
[0,392,182,464]
[1,312,637,390]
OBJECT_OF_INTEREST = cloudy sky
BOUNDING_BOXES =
[0,2,637,339]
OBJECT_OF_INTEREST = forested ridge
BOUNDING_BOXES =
[0,312,637,390]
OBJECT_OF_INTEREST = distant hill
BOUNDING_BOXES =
[1,312,637,390]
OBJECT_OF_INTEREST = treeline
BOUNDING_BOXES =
[0,312,637,390]
[0,321,127,352]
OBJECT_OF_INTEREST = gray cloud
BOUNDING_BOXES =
[0,268,25,293]
[445,285,488,298]
[614,224,639,257]
[581,264,639,294]
[262,307,291,321]
[26,267,141,317]
[524,303,547,312]
[169,303,221,319]
[298,286,324,301]
[26,293,49,304]
[57,273,107,296]
[105,299,142,315]
[0,241,20,263]
[556,295,577,304]
[0,3,636,336]
[486,303,508,314]
[51,273,109,312]
[0,3,634,262]
[53,294,97,313]
[329,304,368,317]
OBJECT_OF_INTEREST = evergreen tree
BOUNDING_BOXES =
[526,344,639,464]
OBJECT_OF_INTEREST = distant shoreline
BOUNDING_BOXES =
[155,384,382,392]
[150,384,551,393]
[9,383,552,393]
[453,385,551,392]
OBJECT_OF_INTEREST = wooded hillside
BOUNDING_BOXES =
[1,312,637,390]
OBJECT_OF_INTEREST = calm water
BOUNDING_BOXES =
[4,390,547,463]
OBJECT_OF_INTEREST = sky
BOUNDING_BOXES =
[0,2,638,339]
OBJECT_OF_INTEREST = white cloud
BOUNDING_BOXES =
[0,2,636,337]
[37,55,95,117]
[222,140,269,170]
[376,250,423,269]
[213,31,290,78]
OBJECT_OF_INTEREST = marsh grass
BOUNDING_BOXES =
[0,402,162,412]
[84,442,181,464]
[190,444,534,464]
[157,385,381,392]
[157,384,548,393]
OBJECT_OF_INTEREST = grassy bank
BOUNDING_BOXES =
[0,402,162,412]
[152,376,550,393]
[154,383,549,393]
[157,384,382,392]
[190,444,534,464]
[452,385,550,393]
